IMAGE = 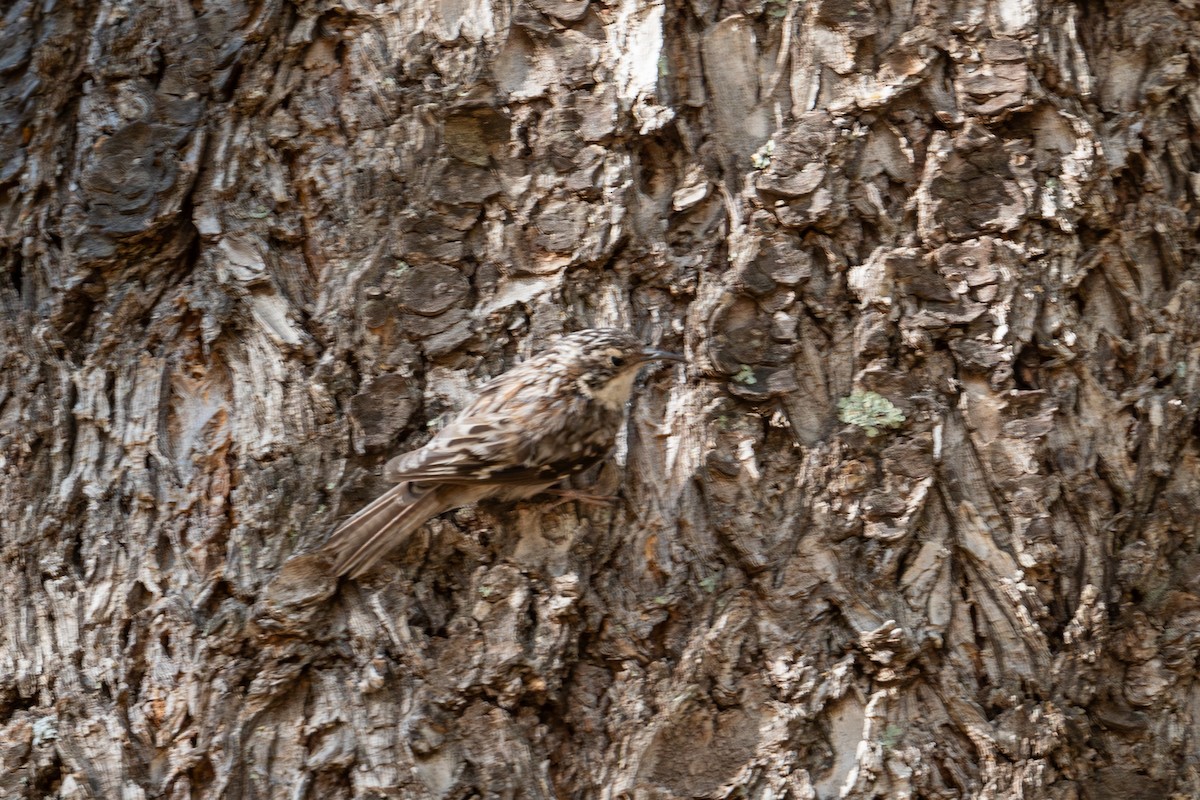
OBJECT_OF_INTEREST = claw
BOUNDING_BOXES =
[543,488,619,510]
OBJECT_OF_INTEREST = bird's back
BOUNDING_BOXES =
[385,352,624,487]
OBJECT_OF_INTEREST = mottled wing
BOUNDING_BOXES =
[384,366,620,486]
[386,425,607,485]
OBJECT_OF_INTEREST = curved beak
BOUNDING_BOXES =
[639,347,685,363]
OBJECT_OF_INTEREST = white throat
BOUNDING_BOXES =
[584,370,640,410]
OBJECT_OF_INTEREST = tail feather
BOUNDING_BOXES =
[322,482,446,578]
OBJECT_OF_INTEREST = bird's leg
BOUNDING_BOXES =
[542,487,619,509]
[540,463,622,509]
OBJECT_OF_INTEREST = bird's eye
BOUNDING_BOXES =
[609,355,625,367]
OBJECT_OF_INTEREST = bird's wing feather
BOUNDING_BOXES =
[385,411,613,486]
[322,482,448,578]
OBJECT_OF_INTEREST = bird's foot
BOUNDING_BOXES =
[543,488,619,510]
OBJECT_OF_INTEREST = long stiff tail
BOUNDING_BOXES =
[321,482,446,578]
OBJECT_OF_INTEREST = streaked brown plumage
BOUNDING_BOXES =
[322,329,683,578]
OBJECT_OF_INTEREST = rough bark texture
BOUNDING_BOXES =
[3,0,1200,798]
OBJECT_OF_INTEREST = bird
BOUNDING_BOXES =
[322,328,684,578]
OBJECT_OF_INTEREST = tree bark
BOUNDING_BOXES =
[3,0,1199,798]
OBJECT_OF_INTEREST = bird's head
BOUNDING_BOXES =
[551,328,684,408]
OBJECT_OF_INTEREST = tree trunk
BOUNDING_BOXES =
[3,0,1198,798]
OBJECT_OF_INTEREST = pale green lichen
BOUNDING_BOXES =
[766,0,793,18]
[32,716,58,746]
[751,139,775,170]
[838,391,906,437]
[880,723,904,748]
[732,364,758,385]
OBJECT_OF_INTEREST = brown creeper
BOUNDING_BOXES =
[322,329,684,578]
